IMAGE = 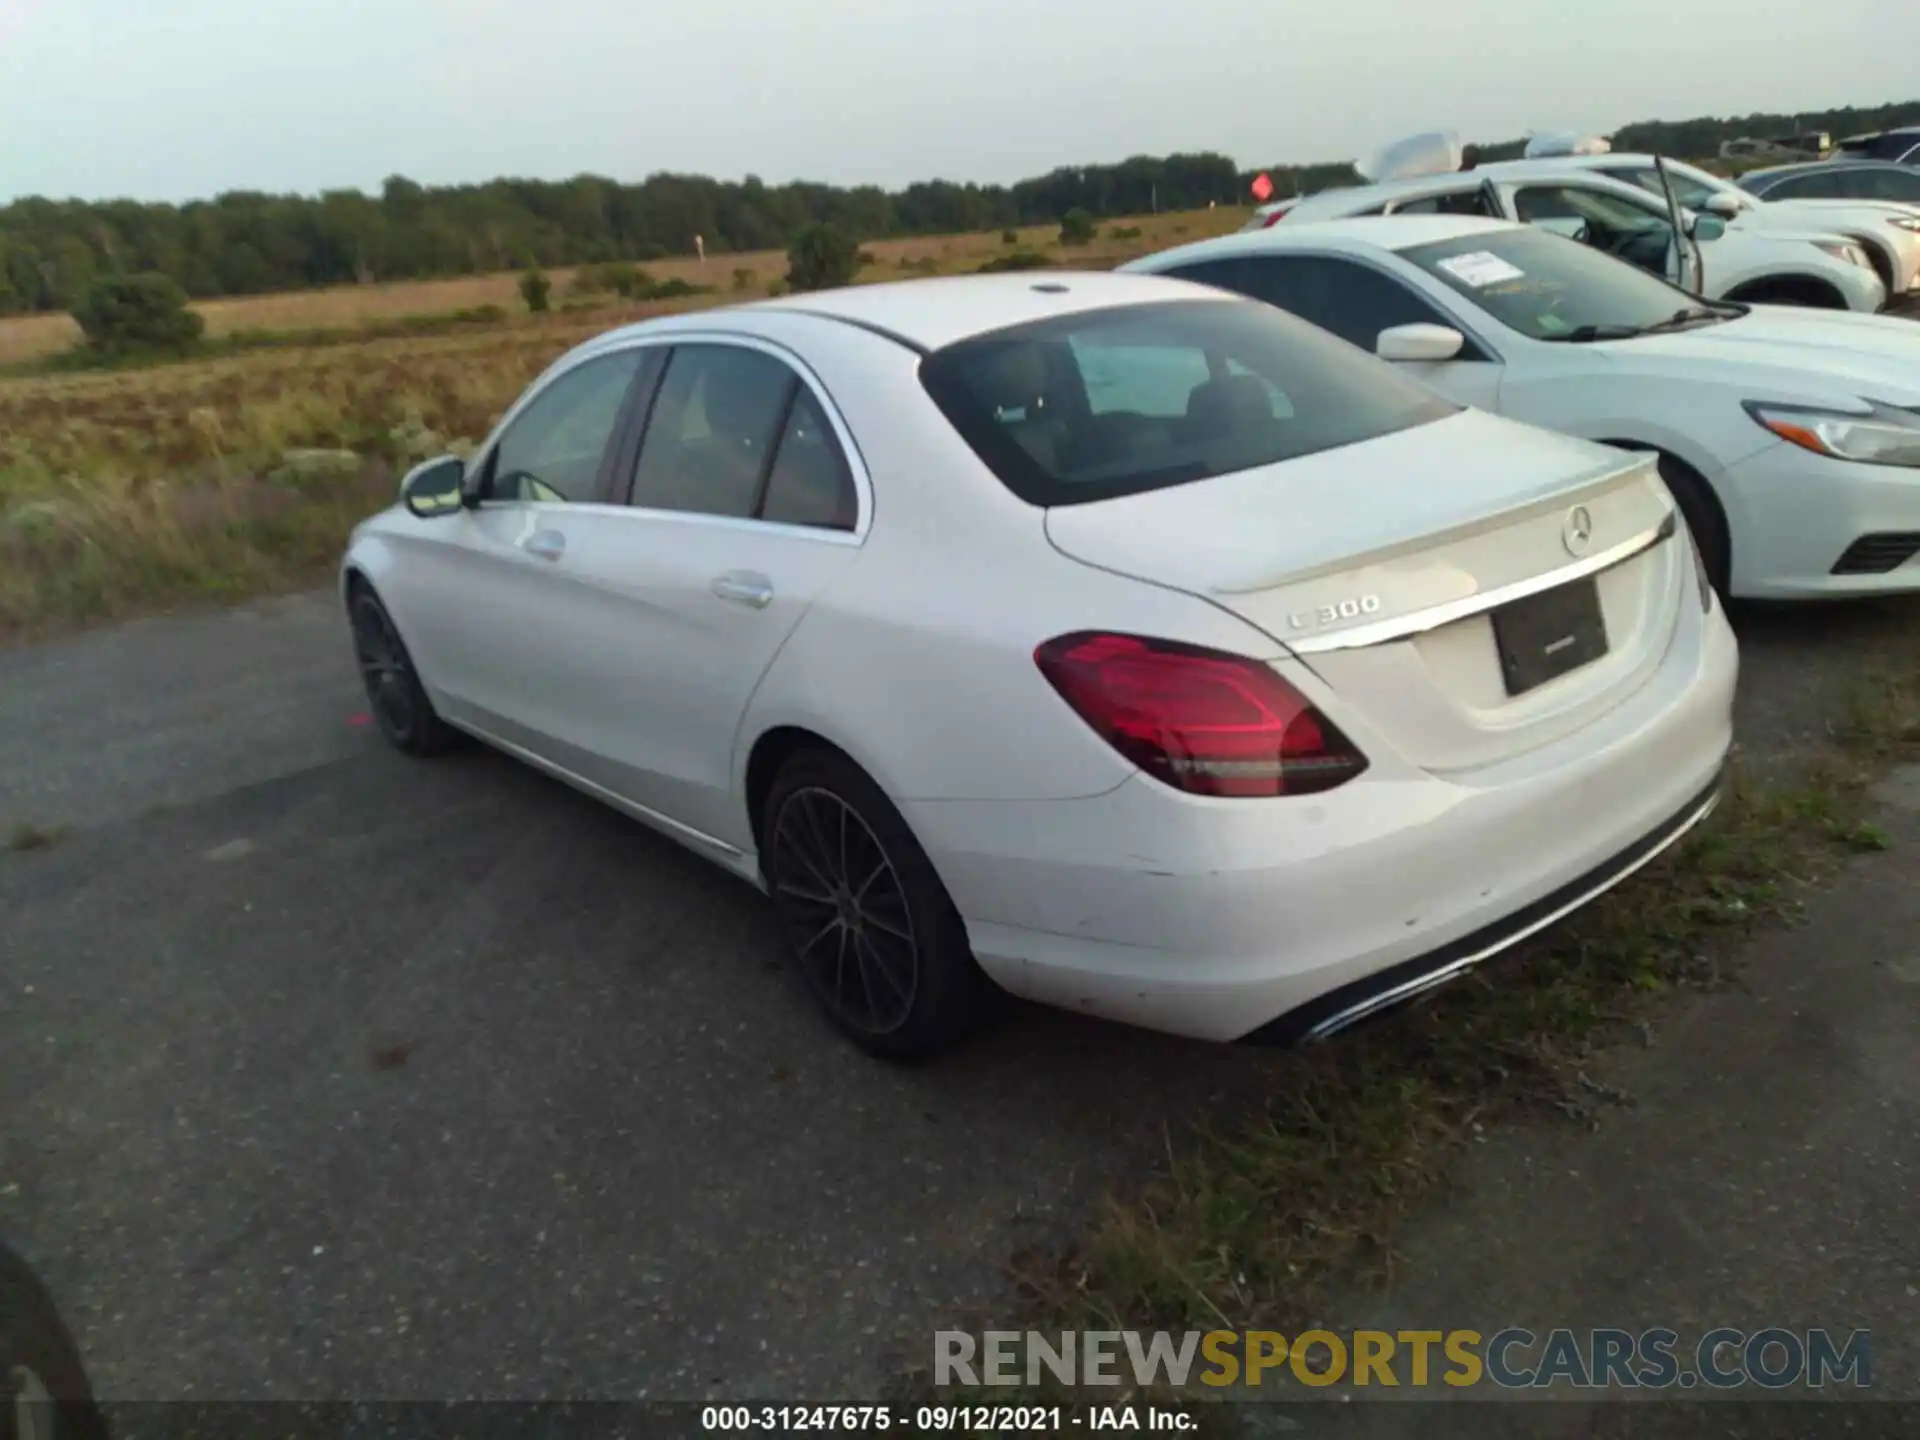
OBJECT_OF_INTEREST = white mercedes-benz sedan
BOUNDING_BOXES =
[1124,216,1920,598]
[341,272,1737,1058]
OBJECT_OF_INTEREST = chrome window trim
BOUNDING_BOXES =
[468,328,876,544]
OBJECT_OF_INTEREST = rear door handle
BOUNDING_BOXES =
[523,529,566,562]
[712,571,774,609]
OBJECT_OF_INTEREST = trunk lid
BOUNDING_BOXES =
[1044,410,1684,773]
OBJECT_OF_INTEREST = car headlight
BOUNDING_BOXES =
[1812,240,1871,268]
[1887,216,1920,234]
[1744,400,1920,467]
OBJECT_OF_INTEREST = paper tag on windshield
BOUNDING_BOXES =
[1436,251,1525,287]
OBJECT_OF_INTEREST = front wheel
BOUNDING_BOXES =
[761,750,994,1059]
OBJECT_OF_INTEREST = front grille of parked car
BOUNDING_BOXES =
[1831,533,1920,575]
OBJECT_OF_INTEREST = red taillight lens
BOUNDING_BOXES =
[1260,208,1288,228]
[1034,632,1369,798]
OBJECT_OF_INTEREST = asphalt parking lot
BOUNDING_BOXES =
[3,585,1918,1403]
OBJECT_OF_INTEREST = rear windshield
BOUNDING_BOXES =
[917,297,1455,506]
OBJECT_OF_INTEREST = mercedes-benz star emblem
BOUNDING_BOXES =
[1562,505,1595,557]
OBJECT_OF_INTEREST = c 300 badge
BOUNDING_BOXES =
[1288,594,1383,631]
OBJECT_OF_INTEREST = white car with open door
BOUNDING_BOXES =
[341,272,1735,1057]
[1125,215,1920,598]
[1245,137,1885,313]
[1483,139,1920,305]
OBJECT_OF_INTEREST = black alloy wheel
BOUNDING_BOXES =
[762,749,993,1058]
[348,586,454,756]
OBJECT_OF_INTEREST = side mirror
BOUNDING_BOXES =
[1690,214,1728,242]
[1376,323,1466,363]
[400,456,467,518]
[1705,193,1742,218]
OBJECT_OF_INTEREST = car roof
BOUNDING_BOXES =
[1130,214,1521,272]
[737,271,1227,351]
[562,272,1237,368]
[1286,163,1659,219]
[1476,153,1656,177]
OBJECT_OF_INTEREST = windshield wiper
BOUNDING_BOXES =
[1543,306,1730,344]
[1540,322,1647,344]
[1637,305,1729,334]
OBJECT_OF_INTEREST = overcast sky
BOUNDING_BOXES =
[1,0,1911,204]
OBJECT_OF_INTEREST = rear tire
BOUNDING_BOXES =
[1655,456,1731,598]
[761,749,994,1059]
[346,582,457,757]
[1,1240,109,1440]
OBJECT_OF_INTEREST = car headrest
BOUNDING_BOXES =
[1185,373,1274,433]
[972,343,1054,419]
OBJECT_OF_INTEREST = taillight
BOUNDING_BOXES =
[1260,208,1288,228]
[1034,632,1369,798]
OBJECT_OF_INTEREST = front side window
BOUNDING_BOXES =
[1511,184,1679,275]
[629,344,858,531]
[1403,226,1712,342]
[918,298,1455,507]
[484,349,646,503]
[1602,163,1725,213]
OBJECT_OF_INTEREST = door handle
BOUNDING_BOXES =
[712,571,775,609]
[523,529,566,562]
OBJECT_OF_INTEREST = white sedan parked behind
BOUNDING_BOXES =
[1124,216,1920,597]
[342,273,1736,1057]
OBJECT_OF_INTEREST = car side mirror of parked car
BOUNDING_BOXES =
[1690,214,1728,242]
[1705,193,1743,218]
[1376,324,1466,363]
[400,456,468,518]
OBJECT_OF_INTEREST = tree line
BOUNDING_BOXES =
[4,96,1917,316]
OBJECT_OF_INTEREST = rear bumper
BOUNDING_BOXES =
[907,598,1738,1042]
[1721,441,1920,597]
[1243,766,1723,1044]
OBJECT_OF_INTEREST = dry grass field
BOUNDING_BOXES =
[0,209,1244,366]
[0,206,1248,638]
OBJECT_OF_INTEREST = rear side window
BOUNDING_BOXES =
[760,388,858,530]
[1758,171,1847,200]
[918,298,1455,506]
[626,343,859,532]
